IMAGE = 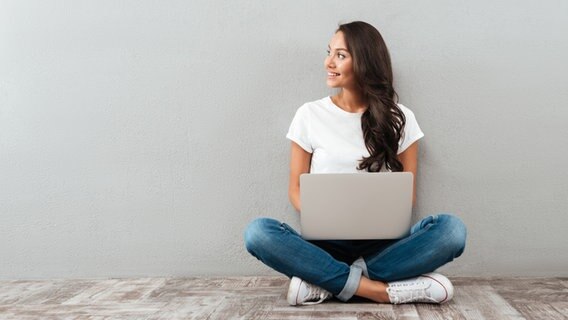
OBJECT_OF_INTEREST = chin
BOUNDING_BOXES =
[326,81,340,88]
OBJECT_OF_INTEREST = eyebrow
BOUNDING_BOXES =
[327,45,349,52]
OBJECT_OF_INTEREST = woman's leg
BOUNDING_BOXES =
[353,214,467,302]
[244,217,364,301]
[364,213,467,281]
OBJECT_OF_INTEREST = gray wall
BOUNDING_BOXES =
[1,0,567,279]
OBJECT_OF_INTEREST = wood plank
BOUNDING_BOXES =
[0,303,166,318]
[414,302,467,320]
[145,296,226,320]
[0,280,55,305]
[0,276,566,319]
[512,303,567,320]
[392,304,420,320]
[549,301,568,317]
[451,285,525,320]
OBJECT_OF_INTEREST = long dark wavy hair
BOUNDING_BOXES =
[337,21,406,172]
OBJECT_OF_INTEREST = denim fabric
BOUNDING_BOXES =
[244,214,466,302]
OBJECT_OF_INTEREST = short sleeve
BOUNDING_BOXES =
[397,105,425,154]
[286,104,313,153]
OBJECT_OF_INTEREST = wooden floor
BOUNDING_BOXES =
[0,276,566,319]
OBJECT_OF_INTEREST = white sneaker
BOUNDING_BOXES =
[287,276,333,306]
[386,273,454,304]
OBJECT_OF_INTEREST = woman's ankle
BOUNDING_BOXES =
[355,276,391,303]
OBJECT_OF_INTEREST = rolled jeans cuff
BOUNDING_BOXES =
[352,256,369,278]
[336,264,362,302]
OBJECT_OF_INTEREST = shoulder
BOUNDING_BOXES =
[297,96,330,113]
[291,97,331,123]
[396,103,417,118]
[397,103,423,127]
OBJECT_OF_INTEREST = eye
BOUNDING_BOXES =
[338,53,346,59]
[326,49,331,56]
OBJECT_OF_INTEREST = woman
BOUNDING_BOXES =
[244,21,467,306]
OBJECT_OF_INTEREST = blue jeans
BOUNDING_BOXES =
[244,214,466,302]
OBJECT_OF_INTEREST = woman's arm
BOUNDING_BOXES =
[397,141,420,207]
[288,142,312,213]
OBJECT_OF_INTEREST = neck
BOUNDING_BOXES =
[334,89,367,113]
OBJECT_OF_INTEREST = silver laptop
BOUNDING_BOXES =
[300,172,413,240]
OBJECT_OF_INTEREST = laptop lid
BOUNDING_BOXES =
[300,172,413,240]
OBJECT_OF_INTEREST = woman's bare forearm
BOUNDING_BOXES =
[289,187,301,213]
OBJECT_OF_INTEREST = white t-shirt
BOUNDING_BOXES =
[286,96,424,173]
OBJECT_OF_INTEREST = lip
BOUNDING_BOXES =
[327,71,340,76]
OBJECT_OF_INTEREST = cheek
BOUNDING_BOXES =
[345,63,354,75]
[342,66,354,79]
[339,61,353,75]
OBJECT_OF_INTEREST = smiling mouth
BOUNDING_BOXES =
[328,72,340,76]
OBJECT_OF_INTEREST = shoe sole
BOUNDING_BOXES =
[287,277,304,306]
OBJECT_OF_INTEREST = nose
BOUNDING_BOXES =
[325,55,335,68]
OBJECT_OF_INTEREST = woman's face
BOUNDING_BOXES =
[325,31,356,89]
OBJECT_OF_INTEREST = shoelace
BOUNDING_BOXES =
[387,280,438,304]
[300,283,332,305]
